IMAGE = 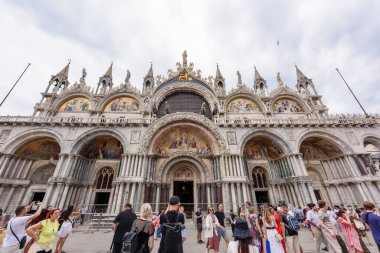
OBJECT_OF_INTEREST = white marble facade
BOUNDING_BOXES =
[0,53,379,214]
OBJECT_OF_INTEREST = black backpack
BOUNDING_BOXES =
[121,220,150,253]
[161,213,183,253]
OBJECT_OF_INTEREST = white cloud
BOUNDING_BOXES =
[0,0,379,115]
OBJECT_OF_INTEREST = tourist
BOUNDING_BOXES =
[26,208,61,253]
[317,200,343,252]
[1,201,43,252]
[281,203,301,253]
[246,206,262,251]
[228,209,236,236]
[269,205,286,252]
[80,205,87,225]
[214,203,229,247]
[179,206,187,242]
[306,203,327,252]
[294,206,304,227]
[194,207,205,244]
[157,196,185,253]
[336,210,363,253]
[156,210,165,239]
[349,209,371,252]
[227,218,259,253]
[133,203,155,253]
[112,203,137,253]
[262,207,284,253]
[55,205,80,253]
[205,206,223,253]
[361,201,380,251]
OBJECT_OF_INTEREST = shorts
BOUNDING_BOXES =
[181,229,187,238]
[196,223,203,232]
[217,227,227,238]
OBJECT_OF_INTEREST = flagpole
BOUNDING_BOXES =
[0,63,31,107]
[335,68,369,117]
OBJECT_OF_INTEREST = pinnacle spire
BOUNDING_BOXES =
[56,60,70,79]
[254,66,263,81]
[103,62,113,78]
[295,65,308,82]
[146,63,153,78]
[253,67,267,96]
[215,64,224,80]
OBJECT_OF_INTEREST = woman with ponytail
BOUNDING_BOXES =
[227,218,258,253]
[55,205,79,253]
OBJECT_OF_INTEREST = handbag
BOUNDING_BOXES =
[353,219,365,231]
[9,219,27,249]
[274,232,283,242]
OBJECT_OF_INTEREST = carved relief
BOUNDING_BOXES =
[227,132,237,145]
[130,131,141,144]
[0,130,11,144]
[345,131,359,145]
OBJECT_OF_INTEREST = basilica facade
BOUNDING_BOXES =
[0,52,379,214]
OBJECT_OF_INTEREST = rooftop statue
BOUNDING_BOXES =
[182,50,188,66]
[277,72,284,87]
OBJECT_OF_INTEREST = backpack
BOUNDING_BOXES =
[121,220,150,253]
[285,213,301,231]
[161,213,183,253]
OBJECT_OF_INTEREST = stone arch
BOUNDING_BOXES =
[1,128,63,154]
[69,128,127,155]
[362,135,380,150]
[296,130,354,155]
[270,94,310,113]
[158,154,211,183]
[153,82,218,114]
[239,129,291,156]
[225,93,266,113]
[140,112,227,153]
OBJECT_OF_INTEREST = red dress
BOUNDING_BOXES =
[274,212,286,253]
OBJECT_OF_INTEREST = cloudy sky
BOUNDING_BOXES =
[0,0,379,116]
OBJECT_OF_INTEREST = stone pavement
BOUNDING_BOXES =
[62,222,378,253]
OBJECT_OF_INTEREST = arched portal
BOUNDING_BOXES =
[93,167,115,212]
[363,137,380,172]
[251,167,270,205]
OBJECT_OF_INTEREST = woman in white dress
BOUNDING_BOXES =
[55,205,79,253]
[205,207,224,253]
[262,207,284,253]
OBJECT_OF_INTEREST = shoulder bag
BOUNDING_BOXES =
[9,219,27,249]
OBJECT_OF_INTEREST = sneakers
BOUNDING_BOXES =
[322,247,328,251]
[197,240,205,244]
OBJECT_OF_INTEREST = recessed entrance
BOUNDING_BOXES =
[255,191,269,204]
[173,181,194,211]
[94,192,110,213]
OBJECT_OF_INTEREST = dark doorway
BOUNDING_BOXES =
[255,191,270,205]
[94,192,110,213]
[27,192,46,214]
[32,192,45,202]
[173,181,194,212]
[314,190,322,201]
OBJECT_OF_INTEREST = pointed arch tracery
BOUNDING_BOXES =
[95,167,114,190]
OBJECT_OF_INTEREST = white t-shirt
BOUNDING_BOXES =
[1,216,29,248]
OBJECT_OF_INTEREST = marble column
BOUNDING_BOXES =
[293,182,303,207]
[301,183,311,203]
[155,185,161,213]
[136,183,143,210]
[4,186,16,212]
[242,183,248,202]
[230,183,237,212]
[355,183,367,203]
[207,184,211,207]
[361,182,374,203]
[236,183,242,205]
[50,182,64,207]
[59,184,70,209]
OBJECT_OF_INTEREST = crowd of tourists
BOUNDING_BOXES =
[1,197,380,253]
[0,202,85,253]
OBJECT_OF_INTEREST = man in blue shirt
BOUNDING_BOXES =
[361,201,380,251]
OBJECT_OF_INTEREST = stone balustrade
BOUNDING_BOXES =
[0,114,378,127]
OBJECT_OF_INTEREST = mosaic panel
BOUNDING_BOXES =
[227,97,260,112]
[272,98,303,113]
[59,97,91,112]
[104,97,139,112]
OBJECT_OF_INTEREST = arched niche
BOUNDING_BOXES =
[103,97,139,112]
[300,137,343,160]
[30,164,55,184]
[152,124,215,157]
[15,137,60,160]
[79,135,123,159]
[272,98,304,113]
[226,97,261,113]
[59,97,92,112]
[243,136,284,159]
[157,92,211,118]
